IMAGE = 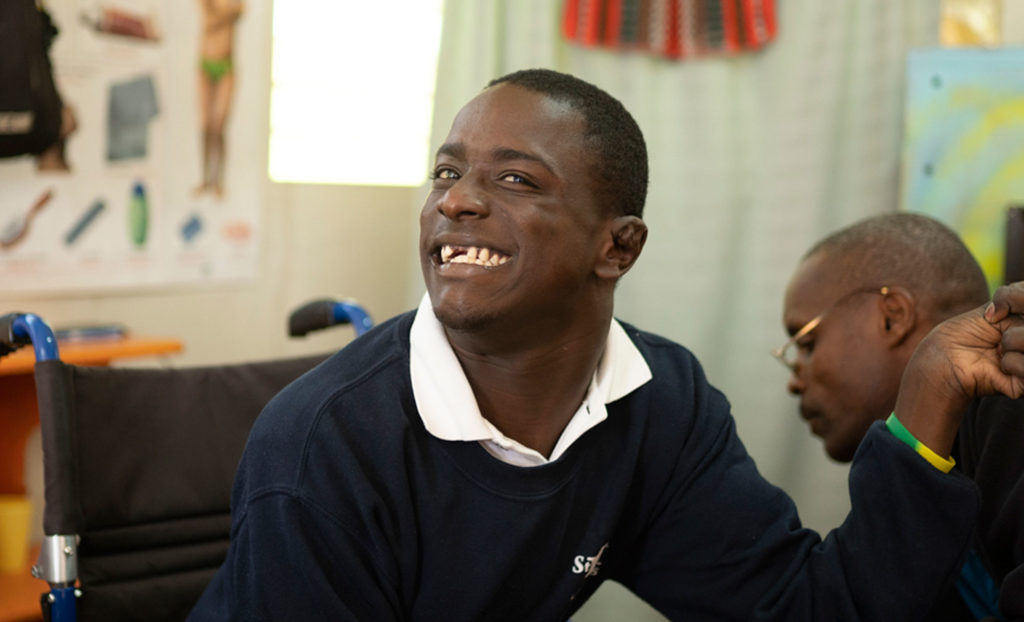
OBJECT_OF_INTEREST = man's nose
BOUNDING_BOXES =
[787,365,805,395]
[437,177,489,220]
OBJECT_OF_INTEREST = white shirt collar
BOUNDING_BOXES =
[409,293,652,466]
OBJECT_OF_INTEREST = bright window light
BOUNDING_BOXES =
[268,0,444,186]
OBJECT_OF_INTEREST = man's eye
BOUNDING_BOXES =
[500,172,536,187]
[431,168,459,181]
[796,338,815,354]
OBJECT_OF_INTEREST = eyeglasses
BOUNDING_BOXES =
[771,286,890,371]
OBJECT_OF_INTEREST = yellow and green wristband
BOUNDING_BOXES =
[885,413,955,473]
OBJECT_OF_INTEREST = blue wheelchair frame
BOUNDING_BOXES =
[3,313,78,621]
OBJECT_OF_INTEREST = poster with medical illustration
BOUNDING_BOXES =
[901,47,1024,292]
[0,0,265,294]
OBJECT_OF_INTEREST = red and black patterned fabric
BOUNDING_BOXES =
[562,0,777,59]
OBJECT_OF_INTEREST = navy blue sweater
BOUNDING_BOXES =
[188,311,979,621]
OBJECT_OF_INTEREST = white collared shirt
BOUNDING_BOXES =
[409,294,652,467]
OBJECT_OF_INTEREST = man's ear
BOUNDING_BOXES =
[878,286,917,347]
[595,216,647,280]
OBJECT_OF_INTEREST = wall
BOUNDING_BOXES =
[11,179,422,543]
[5,180,420,367]
[1005,0,1024,42]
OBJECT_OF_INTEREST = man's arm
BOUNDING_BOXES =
[612,355,978,621]
[187,490,403,621]
[894,283,1024,460]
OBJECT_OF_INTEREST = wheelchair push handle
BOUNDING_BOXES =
[0,312,60,361]
[288,299,373,338]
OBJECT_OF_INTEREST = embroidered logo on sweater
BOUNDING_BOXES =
[571,542,609,578]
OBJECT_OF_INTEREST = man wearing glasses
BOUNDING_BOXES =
[776,212,989,463]
[777,211,1023,619]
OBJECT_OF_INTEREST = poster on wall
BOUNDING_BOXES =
[0,0,266,295]
[901,47,1024,291]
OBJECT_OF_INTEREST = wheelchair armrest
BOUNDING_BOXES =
[0,312,60,360]
[288,299,373,338]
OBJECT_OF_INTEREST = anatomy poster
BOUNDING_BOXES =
[0,0,266,294]
[901,47,1024,291]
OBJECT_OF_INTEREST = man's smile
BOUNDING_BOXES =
[437,244,512,268]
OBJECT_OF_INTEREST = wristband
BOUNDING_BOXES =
[885,413,956,473]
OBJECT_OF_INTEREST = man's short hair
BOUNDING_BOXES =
[488,68,648,219]
[805,211,990,320]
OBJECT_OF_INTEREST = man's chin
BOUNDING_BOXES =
[823,439,857,463]
[431,305,498,333]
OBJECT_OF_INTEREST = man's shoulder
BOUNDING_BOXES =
[615,319,706,379]
[959,394,1024,473]
[612,319,731,440]
[289,309,412,388]
[960,394,1024,450]
[235,311,419,496]
[250,311,416,443]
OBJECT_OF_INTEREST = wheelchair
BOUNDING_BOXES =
[0,299,371,621]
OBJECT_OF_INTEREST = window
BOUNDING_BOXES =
[268,0,444,186]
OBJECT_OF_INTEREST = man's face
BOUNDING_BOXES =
[781,253,901,462]
[419,83,609,334]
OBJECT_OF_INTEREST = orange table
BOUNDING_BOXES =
[0,336,183,621]
[0,544,42,622]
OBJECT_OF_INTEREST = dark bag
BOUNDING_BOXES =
[0,0,63,157]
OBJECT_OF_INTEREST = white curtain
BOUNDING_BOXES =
[410,1,940,618]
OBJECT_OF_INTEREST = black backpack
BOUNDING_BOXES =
[0,0,63,158]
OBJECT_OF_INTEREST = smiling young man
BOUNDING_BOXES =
[188,69,1023,621]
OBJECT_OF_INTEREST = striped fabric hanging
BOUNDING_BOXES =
[562,0,777,59]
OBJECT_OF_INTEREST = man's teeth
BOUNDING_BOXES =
[441,244,509,266]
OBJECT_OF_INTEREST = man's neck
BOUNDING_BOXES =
[446,317,611,458]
